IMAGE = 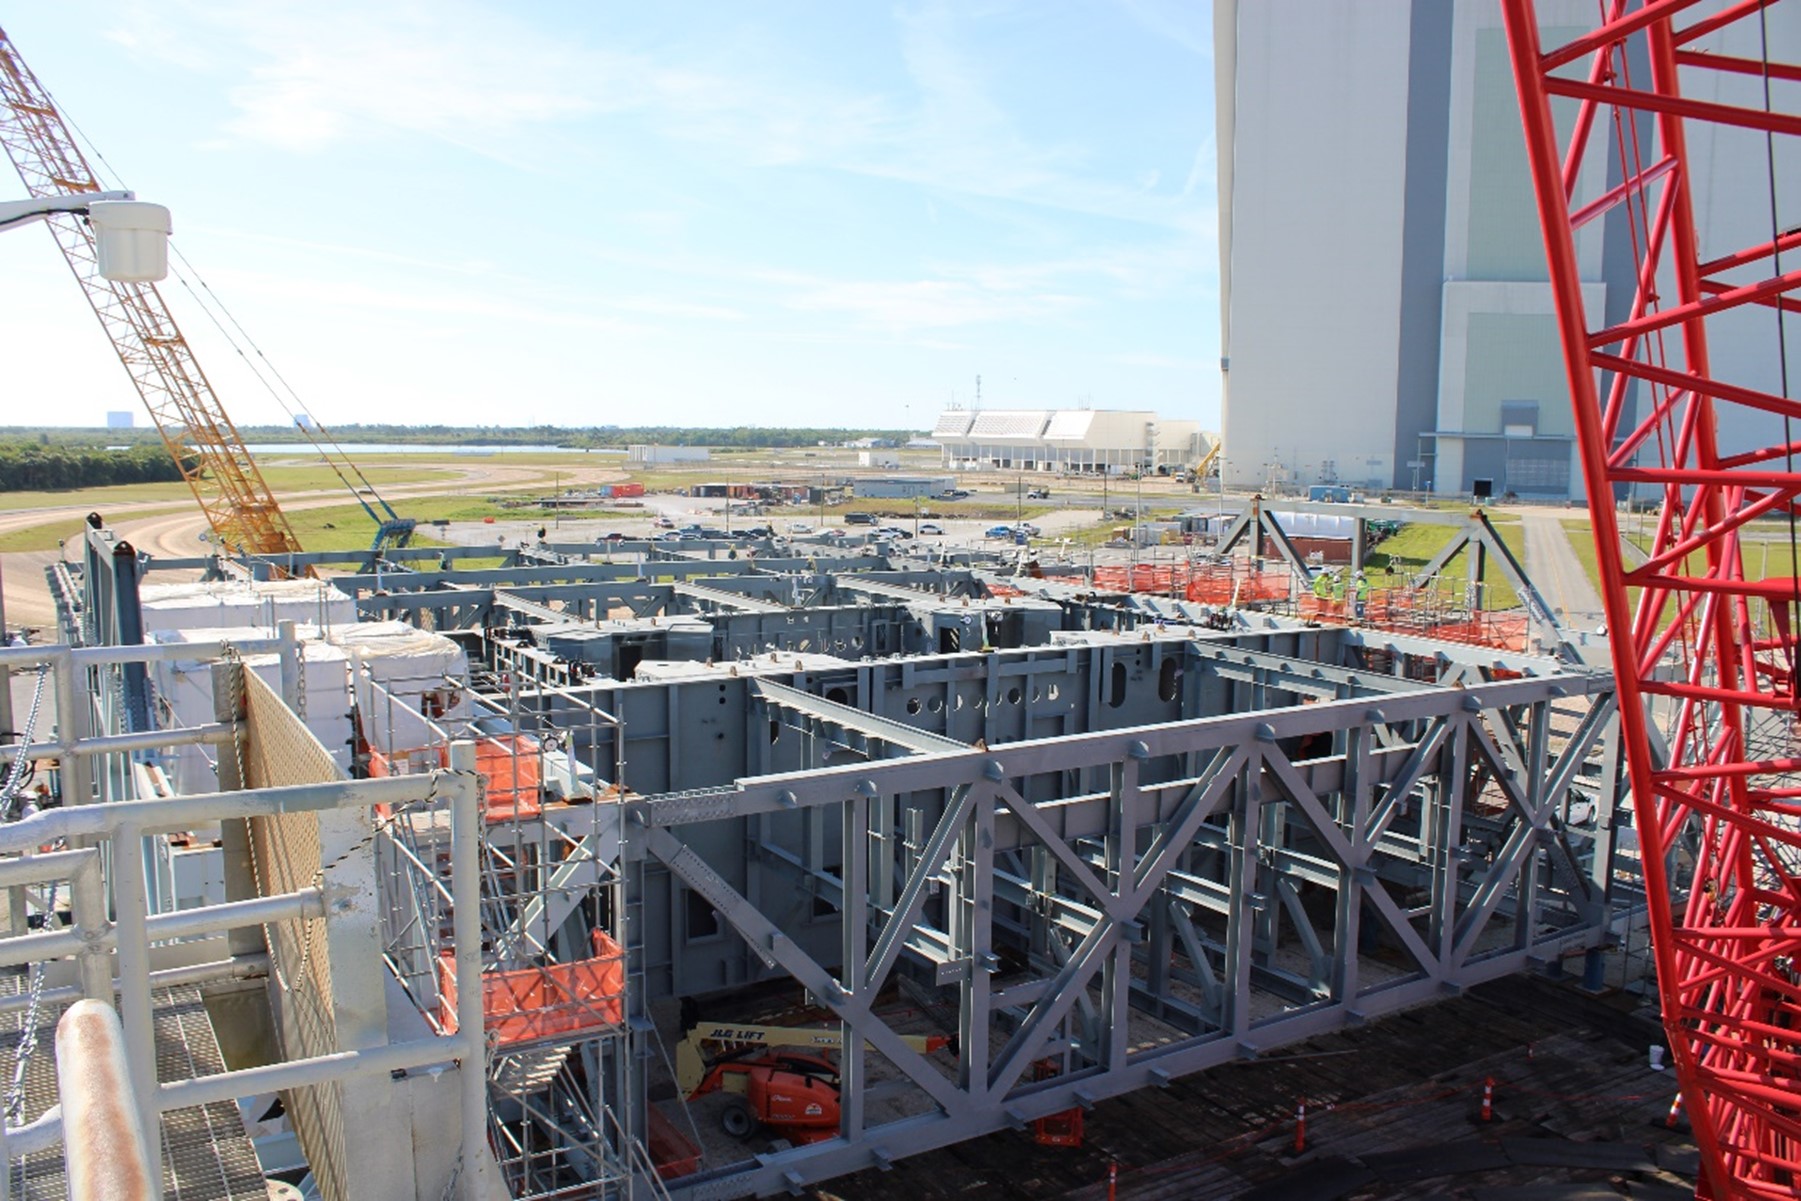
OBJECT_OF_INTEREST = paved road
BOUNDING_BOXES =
[1520,511,1605,632]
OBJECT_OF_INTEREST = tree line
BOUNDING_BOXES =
[0,442,194,492]
[0,423,919,450]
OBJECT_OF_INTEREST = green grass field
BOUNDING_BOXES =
[0,462,461,511]
[282,496,645,552]
[1363,518,1526,610]
[1566,513,1801,629]
[0,507,193,553]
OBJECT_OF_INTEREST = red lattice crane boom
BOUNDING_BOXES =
[0,25,304,560]
[1505,3,1800,1196]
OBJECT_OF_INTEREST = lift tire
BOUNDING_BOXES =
[720,1095,758,1140]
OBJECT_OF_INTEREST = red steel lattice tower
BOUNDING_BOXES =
[1504,3,1800,1196]
[0,26,305,560]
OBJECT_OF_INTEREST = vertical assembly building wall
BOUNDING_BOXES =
[1217,0,1795,501]
[1219,1,1415,492]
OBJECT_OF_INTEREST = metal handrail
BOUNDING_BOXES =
[0,736,491,1200]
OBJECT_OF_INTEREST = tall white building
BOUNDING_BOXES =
[1215,0,1798,499]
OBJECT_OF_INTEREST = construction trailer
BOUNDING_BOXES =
[0,520,1653,1200]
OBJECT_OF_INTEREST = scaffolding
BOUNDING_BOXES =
[362,668,665,1199]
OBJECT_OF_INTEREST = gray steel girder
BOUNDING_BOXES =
[632,666,1623,1201]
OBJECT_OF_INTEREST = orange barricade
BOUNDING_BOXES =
[367,735,543,822]
[472,735,542,822]
[648,1106,702,1180]
[1031,1058,1084,1147]
[438,928,625,1046]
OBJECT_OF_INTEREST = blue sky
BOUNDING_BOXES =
[0,2,1217,432]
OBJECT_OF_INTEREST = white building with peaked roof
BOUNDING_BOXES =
[932,408,1212,475]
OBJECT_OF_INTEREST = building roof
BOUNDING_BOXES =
[931,411,975,438]
[966,410,1050,441]
[1041,410,1099,441]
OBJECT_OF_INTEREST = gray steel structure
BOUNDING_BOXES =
[497,624,1630,1200]
[41,526,1647,1200]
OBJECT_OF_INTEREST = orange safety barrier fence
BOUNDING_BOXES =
[1091,562,1303,606]
[438,928,625,1047]
[1299,588,1531,652]
[368,734,543,822]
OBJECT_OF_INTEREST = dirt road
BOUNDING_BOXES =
[0,457,621,632]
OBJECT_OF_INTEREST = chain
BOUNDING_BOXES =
[0,666,49,815]
[438,1148,464,1201]
[0,662,56,1124]
[4,871,59,1125]
[294,639,308,724]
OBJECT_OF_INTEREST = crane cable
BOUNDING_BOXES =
[53,95,401,521]
[1758,9,1800,712]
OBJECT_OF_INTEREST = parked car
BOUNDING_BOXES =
[938,489,971,500]
[985,525,1016,539]
[918,522,944,536]
[844,512,877,525]
[600,531,626,542]
[1018,522,1041,536]
[876,526,914,539]
[788,521,814,533]
[653,516,675,528]
[1026,488,1051,499]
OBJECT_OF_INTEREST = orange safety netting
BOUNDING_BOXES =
[1088,564,1532,652]
[368,734,543,822]
[1091,561,1303,605]
[1298,588,1531,652]
[438,928,625,1046]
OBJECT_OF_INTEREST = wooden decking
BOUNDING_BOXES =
[826,975,1695,1201]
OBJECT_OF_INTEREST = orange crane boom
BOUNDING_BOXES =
[0,25,305,560]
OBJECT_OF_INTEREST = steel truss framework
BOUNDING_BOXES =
[1505,3,1801,1196]
[622,654,1627,1200]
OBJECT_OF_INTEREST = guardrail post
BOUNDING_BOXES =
[68,852,111,1003]
[51,649,91,810]
[107,822,161,1195]
[447,741,489,1199]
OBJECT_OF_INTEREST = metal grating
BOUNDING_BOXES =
[1,977,267,1200]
